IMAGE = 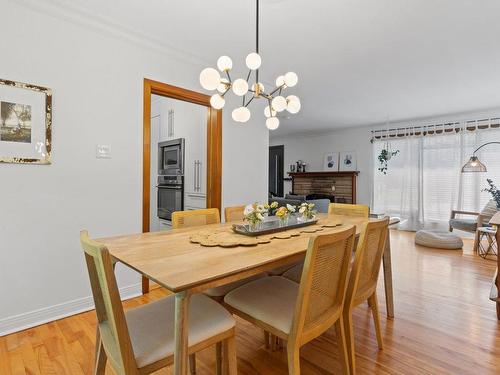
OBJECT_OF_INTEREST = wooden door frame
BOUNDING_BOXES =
[142,78,222,293]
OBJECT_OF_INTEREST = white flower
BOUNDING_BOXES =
[244,204,254,216]
[299,206,306,214]
[256,204,265,213]
[256,212,264,221]
[286,204,296,213]
[308,203,315,209]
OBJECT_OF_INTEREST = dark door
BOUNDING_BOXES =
[269,145,284,197]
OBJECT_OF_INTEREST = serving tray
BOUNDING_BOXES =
[232,215,318,237]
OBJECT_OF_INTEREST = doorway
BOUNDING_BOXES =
[142,79,222,293]
[269,145,284,197]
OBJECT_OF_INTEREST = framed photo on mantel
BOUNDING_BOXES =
[339,151,357,171]
[323,152,339,171]
[0,79,52,164]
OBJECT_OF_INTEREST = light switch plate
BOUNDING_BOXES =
[96,144,111,159]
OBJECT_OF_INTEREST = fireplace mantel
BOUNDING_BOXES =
[288,171,359,203]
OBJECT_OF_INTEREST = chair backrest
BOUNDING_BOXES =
[80,231,137,374]
[328,203,369,218]
[345,218,389,307]
[171,208,220,229]
[290,226,356,344]
[224,205,246,223]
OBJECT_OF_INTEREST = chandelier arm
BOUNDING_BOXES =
[221,88,231,98]
[246,69,252,82]
[225,71,232,83]
[245,96,255,108]
[268,85,284,96]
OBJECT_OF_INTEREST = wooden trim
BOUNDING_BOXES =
[142,79,222,294]
[288,171,359,177]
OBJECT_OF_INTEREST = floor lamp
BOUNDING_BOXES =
[461,142,500,319]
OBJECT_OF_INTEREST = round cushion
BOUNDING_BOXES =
[415,230,463,249]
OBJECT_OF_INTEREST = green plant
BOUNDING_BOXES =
[483,179,500,209]
[378,149,399,175]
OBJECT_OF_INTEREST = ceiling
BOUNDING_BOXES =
[52,0,500,135]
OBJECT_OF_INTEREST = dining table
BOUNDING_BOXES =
[99,213,395,375]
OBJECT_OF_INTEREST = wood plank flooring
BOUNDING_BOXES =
[1,230,499,374]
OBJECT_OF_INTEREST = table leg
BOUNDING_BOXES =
[174,291,190,375]
[383,228,395,318]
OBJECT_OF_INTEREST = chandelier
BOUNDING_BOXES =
[198,0,301,130]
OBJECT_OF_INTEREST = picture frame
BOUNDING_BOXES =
[0,79,52,164]
[339,151,357,171]
[323,152,339,171]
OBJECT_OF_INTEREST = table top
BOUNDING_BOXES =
[99,214,374,293]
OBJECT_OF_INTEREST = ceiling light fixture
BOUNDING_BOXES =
[199,0,300,130]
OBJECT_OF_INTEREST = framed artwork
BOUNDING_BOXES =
[323,152,339,171]
[339,151,357,171]
[0,79,52,164]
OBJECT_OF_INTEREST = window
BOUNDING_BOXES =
[372,128,500,230]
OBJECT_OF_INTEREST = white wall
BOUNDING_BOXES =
[270,126,375,204]
[0,0,268,334]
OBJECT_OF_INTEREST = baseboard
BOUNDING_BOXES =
[0,283,142,337]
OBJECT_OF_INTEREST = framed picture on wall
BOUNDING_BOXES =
[0,79,52,164]
[339,151,357,171]
[323,152,339,171]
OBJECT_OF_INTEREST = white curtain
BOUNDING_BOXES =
[372,127,500,230]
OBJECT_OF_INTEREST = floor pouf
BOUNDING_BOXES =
[415,230,463,249]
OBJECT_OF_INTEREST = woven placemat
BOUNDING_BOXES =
[189,219,343,247]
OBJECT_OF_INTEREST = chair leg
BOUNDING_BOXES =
[264,330,270,349]
[94,328,107,375]
[286,345,301,375]
[343,309,356,375]
[368,292,384,350]
[473,230,480,253]
[189,354,196,375]
[215,342,223,375]
[224,336,238,375]
[334,319,350,375]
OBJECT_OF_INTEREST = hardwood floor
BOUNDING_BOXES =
[1,230,499,374]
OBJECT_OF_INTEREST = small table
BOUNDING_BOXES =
[477,226,497,259]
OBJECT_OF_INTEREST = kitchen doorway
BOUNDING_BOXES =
[142,79,222,293]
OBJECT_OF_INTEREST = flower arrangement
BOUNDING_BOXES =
[244,203,266,230]
[264,201,279,215]
[275,204,296,225]
[483,179,500,209]
[299,202,317,220]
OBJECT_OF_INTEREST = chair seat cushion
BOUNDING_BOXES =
[282,262,304,283]
[224,276,298,334]
[449,218,477,232]
[415,230,463,249]
[204,272,267,297]
[126,294,234,368]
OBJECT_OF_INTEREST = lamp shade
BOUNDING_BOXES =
[461,156,487,173]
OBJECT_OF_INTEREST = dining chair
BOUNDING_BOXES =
[172,208,266,302]
[80,230,237,375]
[328,203,370,218]
[225,226,357,375]
[224,205,246,223]
[343,217,389,375]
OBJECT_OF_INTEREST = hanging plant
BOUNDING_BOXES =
[378,146,399,175]
[483,179,500,209]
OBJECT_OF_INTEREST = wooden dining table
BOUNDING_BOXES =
[99,214,395,375]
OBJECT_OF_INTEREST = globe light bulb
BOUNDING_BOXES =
[210,94,225,110]
[199,68,220,91]
[275,75,285,87]
[232,79,249,96]
[284,72,298,87]
[286,95,301,114]
[246,52,262,70]
[217,55,233,71]
[217,78,230,93]
[232,107,251,123]
[272,96,287,112]
[266,117,280,130]
[264,105,276,118]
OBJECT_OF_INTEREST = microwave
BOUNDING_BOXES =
[158,138,185,175]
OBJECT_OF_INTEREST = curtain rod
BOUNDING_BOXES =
[371,117,500,141]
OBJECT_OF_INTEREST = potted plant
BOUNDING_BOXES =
[275,204,296,226]
[244,203,266,231]
[298,202,317,221]
[483,179,500,209]
[378,148,399,175]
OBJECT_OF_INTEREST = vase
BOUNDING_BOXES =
[279,215,290,227]
[249,221,262,232]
